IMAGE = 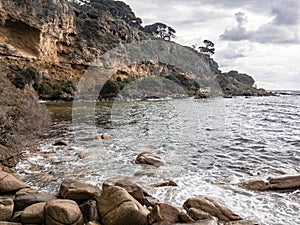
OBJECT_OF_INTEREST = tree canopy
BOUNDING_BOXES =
[199,39,215,55]
[144,22,176,41]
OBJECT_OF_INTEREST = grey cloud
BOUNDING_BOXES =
[220,9,300,44]
[272,1,300,25]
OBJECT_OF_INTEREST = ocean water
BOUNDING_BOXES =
[17,94,300,225]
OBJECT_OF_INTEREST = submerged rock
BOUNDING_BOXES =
[135,152,165,167]
[238,180,269,191]
[97,186,149,225]
[96,133,113,140]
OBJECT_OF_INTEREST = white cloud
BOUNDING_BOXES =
[123,0,300,90]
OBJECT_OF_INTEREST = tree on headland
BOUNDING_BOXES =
[144,22,176,41]
[199,39,215,55]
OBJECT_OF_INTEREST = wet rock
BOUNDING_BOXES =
[15,188,39,196]
[0,195,14,221]
[59,179,100,201]
[268,175,300,190]
[97,186,149,225]
[45,199,84,225]
[96,133,113,140]
[187,207,213,221]
[224,219,260,225]
[148,203,182,224]
[102,176,155,205]
[0,222,22,225]
[151,180,177,187]
[135,152,165,167]
[14,193,57,211]
[78,151,99,159]
[185,218,218,225]
[79,199,99,222]
[145,195,160,207]
[183,197,242,222]
[86,222,102,225]
[238,180,269,191]
[53,140,68,146]
[21,202,46,224]
[0,171,30,193]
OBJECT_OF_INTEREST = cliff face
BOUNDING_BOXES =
[0,0,269,100]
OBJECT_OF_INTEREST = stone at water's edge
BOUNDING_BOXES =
[0,171,30,194]
[148,203,189,224]
[21,202,46,224]
[238,174,300,192]
[14,193,57,211]
[268,175,300,190]
[0,195,14,221]
[0,222,22,225]
[59,178,101,201]
[224,220,260,225]
[183,197,243,222]
[102,176,155,205]
[187,207,213,221]
[45,199,84,225]
[237,180,269,191]
[135,152,165,167]
[97,186,149,225]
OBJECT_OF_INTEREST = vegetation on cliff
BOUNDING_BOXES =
[0,66,50,167]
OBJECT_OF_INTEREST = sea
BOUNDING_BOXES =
[16,92,300,225]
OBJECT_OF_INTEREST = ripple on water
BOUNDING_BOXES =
[16,96,300,225]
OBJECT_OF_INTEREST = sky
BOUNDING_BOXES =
[122,0,300,90]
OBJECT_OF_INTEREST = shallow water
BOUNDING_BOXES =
[17,95,300,225]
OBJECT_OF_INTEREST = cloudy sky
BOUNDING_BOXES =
[123,0,300,90]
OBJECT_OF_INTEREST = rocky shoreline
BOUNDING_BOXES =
[1,145,300,225]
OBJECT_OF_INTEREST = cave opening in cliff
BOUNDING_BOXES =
[3,19,41,57]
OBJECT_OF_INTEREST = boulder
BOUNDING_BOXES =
[15,188,39,196]
[148,203,182,224]
[102,176,155,205]
[14,193,57,211]
[135,152,165,167]
[45,199,84,225]
[59,179,100,201]
[86,222,102,225]
[0,171,29,193]
[0,222,22,225]
[268,175,300,190]
[79,199,99,222]
[97,186,149,225]
[238,180,269,191]
[151,180,177,188]
[0,195,14,221]
[188,207,213,221]
[21,202,46,224]
[183,197,242,222]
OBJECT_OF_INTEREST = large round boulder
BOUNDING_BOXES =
[45,199,84,225]
[21,202,46,224]
[102,176,155,205]
[97,186,149,225]
[59,179,100,201]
